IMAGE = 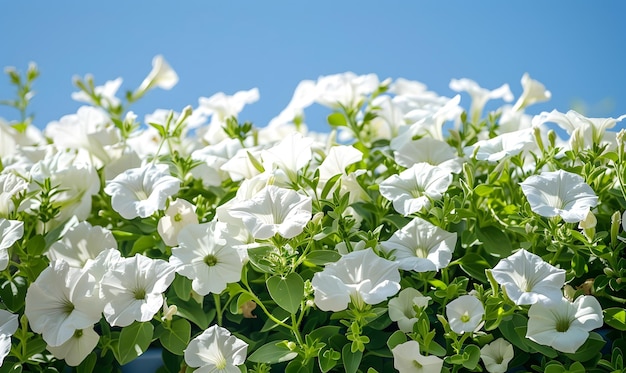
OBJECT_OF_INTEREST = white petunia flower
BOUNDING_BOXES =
[446,295,485,334]
[388,287,431,333]
[311,248,400,312]
[449,78,513,123]
[25,260,104,347]
[391,136,463,174]
[520,170,598,223]
[392,340,444,373]
[380,217,456,272]
[480,338,514,373]
[317,145,363,184]
[170,222,246,296]
[268,79,317,127]
[47,327,99,367]
[0,309,19,366]
[526,296,603,353]
[512,73,551,112]
[104,163,180,219]
[157,198,199,247]
[315,72,379,111]
[47,221,118,269]
[135,55,178,96]
[184,324,248,373]
[464,129,534,162]
[228,185,312,240]
[197,88,259,145]
[261,132,314,181]
[380,163,452,216]
[100,254,175,327]
[0,172,27,217]
[0,218,23,271]
[491,249,565,305]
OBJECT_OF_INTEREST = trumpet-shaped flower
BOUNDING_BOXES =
[47,221,118,269]
[47,327,99,367]
[268,79,317,127]
[480,338,514,373]
[100,254,175,327]
[135,55,178,95]
[449,78,513,123]
[391,137,463,174]
[0,309,18,366]
[315,72,379,110]
[380,217,456,272]
[317,145,363,183]
[170,222,246,295]
[261,132,314,180]
[311,248,400,312]
[198,88,259,145]
[104,163,181,219]
[0,218,23,271]
[380,163,452,216]
[392,340,444,373]
[512,73,551,111]
[491,249,565,305]
[464,129,534,162]
[184,324,248,373]
[388,287,431,332]
[158,198,199,246]
[25,260,104,346]
[228,185,312,239]
[0,172,27,217]
[446,295,485,334]
[526,296,603,353]
[520,170,598,223]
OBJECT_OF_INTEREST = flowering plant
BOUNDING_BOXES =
[0,57,625,373]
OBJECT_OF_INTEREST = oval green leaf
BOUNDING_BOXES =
[267,273,304,314]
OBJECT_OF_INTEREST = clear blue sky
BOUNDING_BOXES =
[1,2,625,133]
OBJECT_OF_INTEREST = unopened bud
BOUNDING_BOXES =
[610,211,622,246]
[570,127,584,152]
[578,210,596,241]
[533,126,544,152]
[311,212,324,225]
[547,129,557,148]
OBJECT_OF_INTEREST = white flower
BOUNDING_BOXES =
[311,248,400,312]
[317,145,363,184]
[392,340,443,373]
[449,78,513,123]
[0,218,23,271]
[135,55,178,95]
[72,77,123,109]
[520,170,598,223]
[198,88,259,145]
[380,217,456,272]
[228,185,312,240]
[480,338,514,373]
[526,296,603,353]
[261,132,314,181]
[388,287,431,333]
[25,260,104,346]
[47,221,118,269]
[446,295,485,334]
[0,172,27,217]
[391,136,463,174]
[0,309,18,366]
[47,327,99,367]
[184,324,248,373]
[158,198,199,246]
[512,73,551,111]
[380,163,452,216]
[268,79,317,127]
[104,163,181,219]
[101,254,175,327]
[314,72,379,110]
[170,222,246,296]
[491,249,565,305]
[464,129,534,162]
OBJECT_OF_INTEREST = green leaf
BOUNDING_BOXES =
[247,246,274,273]
[458,253,490,283]
[563,332,607,362]
[172,274,192,301]
[498,314,530,352]
[604,307,626,331]
[474,184,495,197]
[305,250,342,266]
[476,225,512,258]
[130,235,158,255]
[318,347,341,373]
[386,330,407,351]
[461,344,481,369]
[116,322,154,365]
[158,319,191,355]
[0,277,27,312]
[76,352,97,373]
[247,341,298,364]
[26,234,46,256]
[327,112,347,127]
[267,273,304,314]
[342,343,362,373]
[308,326,342,344]
[172,296,215,329]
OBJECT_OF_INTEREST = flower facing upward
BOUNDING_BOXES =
[520,170,598,223]
[157,198,199,247]
[184,324,248,373]
[388,287,431,333]
[47,221,118,268]
[480,338,514,373]
[446,295,485,334]
[526,296,603,353]
[104,163,181,219]
[392,340,444,373]
[491,249,565,305]
[311,248,401,312]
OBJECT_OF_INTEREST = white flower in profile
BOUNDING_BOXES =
[25,260,104,346]
[317,145,363,184]
[100,254,175,327]
[315,72,379,110]
[47,221,118,269]
[158,199,199,247]
[104,163,181,219]
[228,185,312,240]
[480,338,514,373]
[220,147,264,182]
[526,296,603,353]
[184,324,248,373]
[261,132,314,181]
[520,170,598,223]
[0,218,23,271]
[72,76,123,109]
[47,327,99,367]
[446,295,485,334]
[311,248,400,312]
[380,217,456,272]
[170,221,246,296]
[268,79,317,127]
[391,136,463,174]
[380,163,452,216]
[512,73,551,111]
[449,78,513,123]
[491,249,565,305]
[464,129,534,163]
[198,88,259,145]
[0,309,18,366]
[388,287,431,332]
[392,340,443,373]
[0,172,27,217]
[135,55,178,97]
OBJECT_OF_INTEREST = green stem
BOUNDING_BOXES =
[213,293,223,326]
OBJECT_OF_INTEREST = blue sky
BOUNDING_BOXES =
[1,2,625,133]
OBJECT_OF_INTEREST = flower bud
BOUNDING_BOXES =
[578,210,596,241]
[610,211,621,246]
